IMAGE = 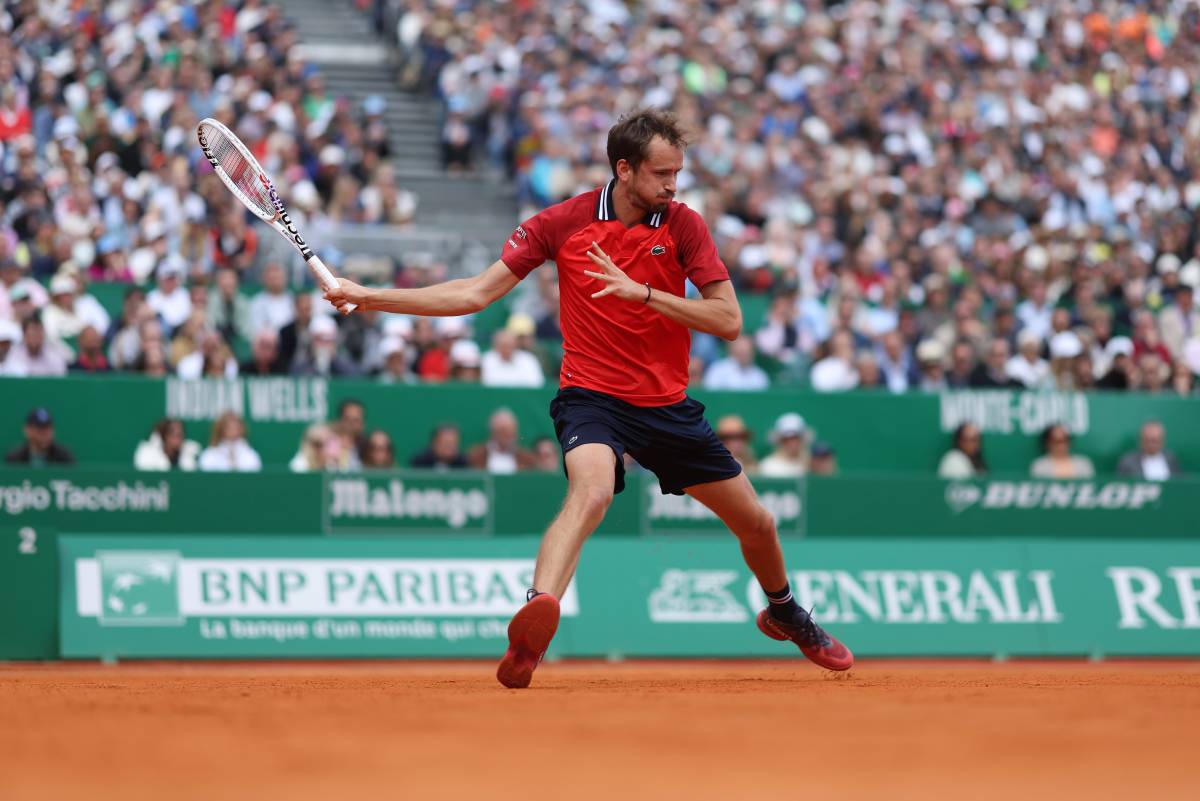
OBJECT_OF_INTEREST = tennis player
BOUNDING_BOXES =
[325,109,853,687]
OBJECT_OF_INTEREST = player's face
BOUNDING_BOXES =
[623,137,683,213]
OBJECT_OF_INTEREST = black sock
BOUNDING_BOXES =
[764,583,800,622]
[526,588,543,602]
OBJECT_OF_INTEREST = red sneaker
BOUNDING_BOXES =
[757,607,854,671]
[496,594,561,689]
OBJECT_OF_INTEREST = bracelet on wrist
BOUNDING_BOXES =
[643,283,652,304]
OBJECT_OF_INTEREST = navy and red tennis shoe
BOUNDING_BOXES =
[757,606,854,671]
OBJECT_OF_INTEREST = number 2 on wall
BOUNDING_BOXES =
[17,527,36,555]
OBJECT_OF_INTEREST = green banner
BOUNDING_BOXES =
[4,376,1198,474]
[7,469,1200,541]
[58,535,1200,659]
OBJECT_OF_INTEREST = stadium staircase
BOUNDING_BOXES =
[283,0,519,256]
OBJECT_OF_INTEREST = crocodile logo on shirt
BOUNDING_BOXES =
[650,245,666,256]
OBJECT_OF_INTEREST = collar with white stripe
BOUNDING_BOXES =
[596,179,666,228]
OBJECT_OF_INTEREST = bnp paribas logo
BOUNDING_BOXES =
[97,551,183,626]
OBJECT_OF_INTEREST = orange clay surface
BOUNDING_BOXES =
[2,659,1198,801]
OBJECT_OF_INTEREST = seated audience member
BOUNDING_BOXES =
[449,339,483,382]
[914,339,947,391]
[134,418,200,471]
[938,423,987,478]
[290,423,335,472]
[248,261,295,336]
[758,413,808,477]
[410,423,468,470]
[69,325,110,372]
[292,316,361,377]
[5,316,67,376]
[377,338,412,383]
[208,267,253,345]
[275,291,315,372]
[4,407,75,466]
[809,441,837,475]
[1030,424,1095,479]
[715,414,759,473]
[362,430,396,469]
[146,257,192,332]
[467,408,534,473]
[0,318,18,373]
[530,436,560,472]
[1117,420,1182,481]
[481,329,544,387]
[1006,329,1050,388]
[704,336,769,391]
[198,411,262,472]
[809,330,859,392]
[337,398,368,457]
[970,339,1022,388]
[1097,336,1136,389]
[240,329,285,376]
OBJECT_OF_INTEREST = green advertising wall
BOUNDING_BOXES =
[4,467,1199,660]
[3,376,1197,473]
[57,535,1200,660]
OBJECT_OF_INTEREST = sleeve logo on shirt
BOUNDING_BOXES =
[514,225,528,240]
[650,245,667,256]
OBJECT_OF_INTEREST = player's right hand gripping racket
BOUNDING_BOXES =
[196,117,356,312]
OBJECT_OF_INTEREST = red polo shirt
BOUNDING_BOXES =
[501,181,729,407]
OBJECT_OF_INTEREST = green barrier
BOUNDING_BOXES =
[58,534,1200,659]
[7,469,1196,540]
[3,376,1198,473]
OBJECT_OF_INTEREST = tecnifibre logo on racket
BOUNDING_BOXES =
[259,174,313,258]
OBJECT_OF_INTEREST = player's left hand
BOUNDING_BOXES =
[584,241,644,302]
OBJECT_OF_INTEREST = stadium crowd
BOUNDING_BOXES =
[395,0,1200,395]
[2,0,1200,399]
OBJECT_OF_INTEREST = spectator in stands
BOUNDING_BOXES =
[208,268,252,346]
[107,290,149,369]
[704,336,769,391]
[0,319,19,374]
[292,316,361,377]
[688,354,707,388]
[481,329,544,388]
[809,330,858,392]
[362,430,396,470]
[5,316,66,377]
[530,436,560,472]
[970,339,1022,389]
[134,418,200,472]
[410,423,468,471]
[875,331,914,393]
[41,275,86,345]
[1117,421,1182,481]
[337,399,368,458]
[1172,358,1196,397]
[754,289,810,376]
[938,423,987,479]
[758,413,808,477]
[1030,425,1095,480]
[715,414,758,474]
[377,337,413,384]
[1098,337,1137,390]
[249,262,295,337]
[1049,332,1086,390]
[5,407,74,466]
[914,340,948,392]
[449,339,482,382]
[276,292,315,373]
[69,326,110,373]
[289,423,336,473]
[467,408,533,474]
[1159,284,1198,361]
[198,412,262,473]
[145,258,192,333]
[946,341,976,389]
[809,442,837,476]
[240,329,284,377]
[855,351,884,390]
[1006,330,1050,389]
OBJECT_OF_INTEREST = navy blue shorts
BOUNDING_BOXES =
[549,387,742,495]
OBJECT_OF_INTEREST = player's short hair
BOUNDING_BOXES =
[607,108,689,177]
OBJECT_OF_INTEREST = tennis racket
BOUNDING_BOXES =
[196,117,355,312]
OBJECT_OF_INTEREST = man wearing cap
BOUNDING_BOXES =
[4,407,75,466]
[810,442,837,475]
[40,274,87,344]
[759,413,809,477]
[1006,329,1050,388]
[146,257,193,331]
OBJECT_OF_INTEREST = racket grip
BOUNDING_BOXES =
[308,255,357,313]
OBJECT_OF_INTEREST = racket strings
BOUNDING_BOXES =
[201,124,275,218]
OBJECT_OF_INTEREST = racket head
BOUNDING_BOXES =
[196,117,282,225]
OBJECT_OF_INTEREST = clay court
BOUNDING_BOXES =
[2,659,1198,800]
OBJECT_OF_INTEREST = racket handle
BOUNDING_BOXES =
[308,255,357,313]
